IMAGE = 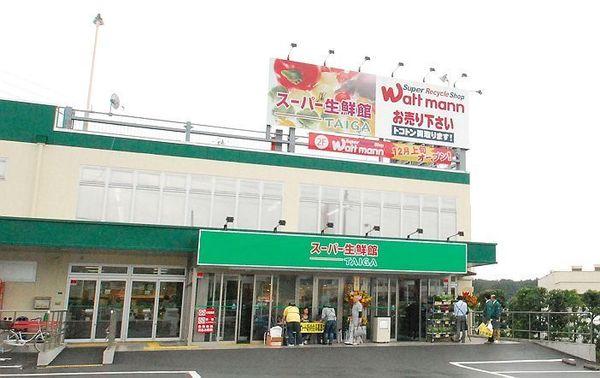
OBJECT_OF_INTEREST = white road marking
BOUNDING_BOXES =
[455,359,564,365]
[497,371,600,374]
[450,358,568,378]
[0,365,22,369]
[0,371,200,377]
[450,362,515,378]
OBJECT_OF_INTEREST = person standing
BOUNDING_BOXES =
[453,295,468,343]
[321,304,337,345]
[300,307,311,345]
[483,294,502,343]
[346,296,363,345]
[283,302,301,346]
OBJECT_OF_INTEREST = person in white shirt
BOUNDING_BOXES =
[346,296,364,345]
[320,304,337,345]
[454,295,469,343]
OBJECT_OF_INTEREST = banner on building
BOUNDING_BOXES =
[308,132,453,166]
[267,58,469,148]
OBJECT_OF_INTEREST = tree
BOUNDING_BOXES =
[508,287,547,339]
[581,290,600,312]
[546,290,584,341]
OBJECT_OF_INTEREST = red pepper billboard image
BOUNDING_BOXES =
[308,132,453,166]
[268,58,469,148]
[268,58,376,137]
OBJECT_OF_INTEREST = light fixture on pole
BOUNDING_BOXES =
[453,73,468,88]
[391,62,404,78]
[439,74,449,85]
[407,228,423,239]
[365,225,380,237]
[422,67,436,83]
[286,42,297,61]
[321,222,334,235]
[323,49,335,67]
[86,13,104,112]
[358,56,371,72]
[223,216,234,230]
[273,219,286,232]
[446,231,465,241]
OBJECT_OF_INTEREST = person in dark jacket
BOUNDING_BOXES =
[483,294,502,343]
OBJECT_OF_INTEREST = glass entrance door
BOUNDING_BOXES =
[317,278,339,317]
[127,281,156,339]
[156,281,184,338]
[397,280,420,340]
[65,279,97,339]
[95,280,126,340]
[219,275,239,341]
[237,275,254,343]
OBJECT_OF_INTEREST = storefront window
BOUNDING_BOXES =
[252,276,272,341]
[376,278,389,316]
[297,277,313,311]
[194,273,220,342]
[273,275,295,325]
[156,281,184,338]
[317,278,339,314]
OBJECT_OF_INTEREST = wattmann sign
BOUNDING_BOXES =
[308,132,453,166]
[267,58,469,148]
[196,230,467,274]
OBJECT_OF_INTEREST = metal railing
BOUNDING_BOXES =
[1,309,67,352]
[55,107,466,171]
[470,310,598,344]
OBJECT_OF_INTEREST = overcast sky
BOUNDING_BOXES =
[2,1,599,280]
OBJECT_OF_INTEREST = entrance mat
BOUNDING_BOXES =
[49,346,104,366]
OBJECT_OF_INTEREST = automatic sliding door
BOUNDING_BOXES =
[65,280,97,339]
[127,281,156,338]
[156,281,184,338]
[220,275,239,341]
[237,275,254,343]
[95,280,126,340]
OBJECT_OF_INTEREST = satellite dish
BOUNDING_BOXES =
[110,93,120,110]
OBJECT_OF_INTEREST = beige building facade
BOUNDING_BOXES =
[538,266,600,294]
[0,99,495,344]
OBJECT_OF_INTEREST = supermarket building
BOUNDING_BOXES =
[0,99,496,344]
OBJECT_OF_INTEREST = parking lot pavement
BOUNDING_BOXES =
[1,342,598,377]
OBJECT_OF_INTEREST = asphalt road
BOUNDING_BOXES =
[1,342,598,377]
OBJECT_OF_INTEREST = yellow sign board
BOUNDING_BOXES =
[300,322,324,334]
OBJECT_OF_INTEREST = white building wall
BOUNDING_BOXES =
[538,271,600,294]
[0,139,471,239]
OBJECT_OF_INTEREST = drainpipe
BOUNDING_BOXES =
[30,142,45,216]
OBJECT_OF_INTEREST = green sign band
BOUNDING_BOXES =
[197,230,467,274]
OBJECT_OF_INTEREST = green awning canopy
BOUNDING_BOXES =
[0,216,496,269]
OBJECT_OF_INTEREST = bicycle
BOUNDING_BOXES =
[1,318,50,353]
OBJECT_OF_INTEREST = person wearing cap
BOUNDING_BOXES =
[483,294,502,343]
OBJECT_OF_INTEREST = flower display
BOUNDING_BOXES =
[344,290,372,307]
[462,291,478,309]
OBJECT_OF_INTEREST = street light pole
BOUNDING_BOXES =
[85,14,104,112]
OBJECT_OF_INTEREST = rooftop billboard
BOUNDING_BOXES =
[267,58,469,149]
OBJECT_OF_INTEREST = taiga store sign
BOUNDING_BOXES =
[197,230,467,274]
[267,58,469,148]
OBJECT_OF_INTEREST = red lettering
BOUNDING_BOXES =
[380,83,404,103]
